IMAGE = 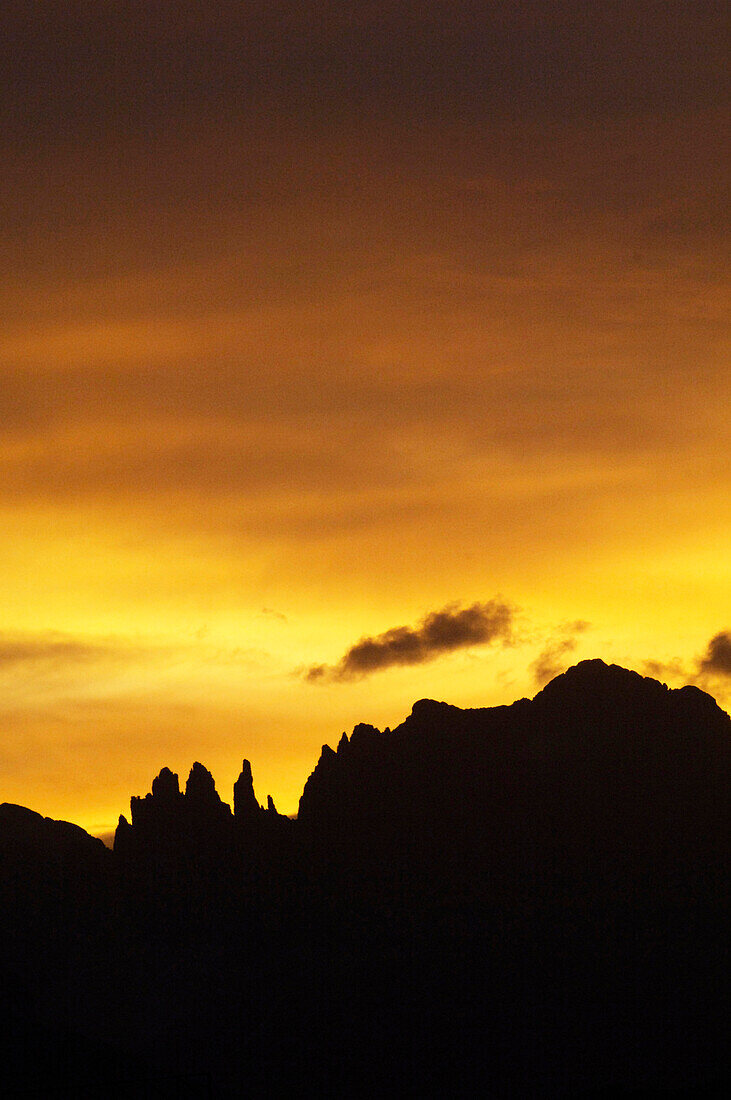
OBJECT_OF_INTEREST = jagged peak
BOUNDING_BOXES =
[409,698,460,722]
[238,759,253,783]
[350,723,381,748]
[540,658,649,691]
[234,759,262,819]
[151,766,181,800]
[185,761,220,802]
[113,814,132,853]
[534,658,706,705]
[412,697,452,712]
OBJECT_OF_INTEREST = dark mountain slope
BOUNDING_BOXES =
[291,661,729,1094]
[0,660,728,1096]
[298,660,729,900]
[0,803,110,931]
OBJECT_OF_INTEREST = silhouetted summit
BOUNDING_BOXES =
[0,803,108,869]
[297,660,728,901]
[151,765,181,801]
[233,758,262,821]
[1,660,728,1097]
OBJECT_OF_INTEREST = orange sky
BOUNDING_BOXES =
[1,3,729,833]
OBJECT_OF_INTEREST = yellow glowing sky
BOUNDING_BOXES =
[1,5,729,833]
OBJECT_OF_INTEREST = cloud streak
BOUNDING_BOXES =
[305,600,514,682]
[0,632,116,671]
[0,630,177,683]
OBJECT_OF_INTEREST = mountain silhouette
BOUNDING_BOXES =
[298,660,728,900]
[1,660,728,1096]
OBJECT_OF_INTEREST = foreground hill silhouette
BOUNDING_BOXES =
[1,660,728,1096]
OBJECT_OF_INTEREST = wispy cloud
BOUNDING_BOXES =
[642,657,690,682]
[642,629,731,701]
[0,632,118,670]
[530,620,590,687]
[305,600,514,682]
[261,607,288,623]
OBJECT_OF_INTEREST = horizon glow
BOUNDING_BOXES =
[1,3,728,834]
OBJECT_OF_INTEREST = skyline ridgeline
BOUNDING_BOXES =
[1,657,728,1096]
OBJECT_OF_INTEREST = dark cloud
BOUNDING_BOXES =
[305,600,514,682]
[698,631,731,676]
[1,2,725,141]
[530,621,589,687]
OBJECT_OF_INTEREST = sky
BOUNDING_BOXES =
[1,2,729,834]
